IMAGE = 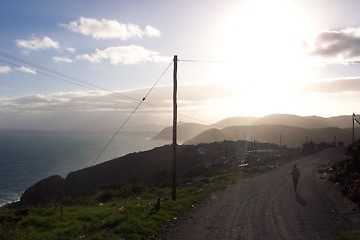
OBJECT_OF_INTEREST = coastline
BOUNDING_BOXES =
[0,130,170,207]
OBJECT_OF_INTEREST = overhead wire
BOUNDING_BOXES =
[1,52,243,162]
[0,51,143,103]
[0,51,174,165]
[90,59,173,166]
[0,59,105,91]
[178,113,227,129]
[5,52,360,165]
[178,59,223,63]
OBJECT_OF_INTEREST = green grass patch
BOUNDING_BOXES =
[0,179,228,240]
[334,229,360,240]
[0,158,288,240]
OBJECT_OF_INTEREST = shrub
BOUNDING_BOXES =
[333,140,360,206]
[342,173,360,205]
[96,191,114,203]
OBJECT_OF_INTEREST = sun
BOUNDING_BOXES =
[216,1,313,94]
[211,0,317,116]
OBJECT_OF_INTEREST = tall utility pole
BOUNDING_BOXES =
[172,55,178,201]
[353,113,360,145]
[353,113,355,145]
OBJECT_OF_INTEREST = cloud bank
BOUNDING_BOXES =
[0,85,239,131]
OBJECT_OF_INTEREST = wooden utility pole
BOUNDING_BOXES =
[352,113,360,145]
[353,113,355,145]
[172,55,178,201]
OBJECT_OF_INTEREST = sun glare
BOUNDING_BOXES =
[217,0,314,100]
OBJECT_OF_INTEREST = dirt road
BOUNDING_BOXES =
[157,147,358,240]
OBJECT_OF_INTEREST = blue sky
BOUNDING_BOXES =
[2,0,360,130]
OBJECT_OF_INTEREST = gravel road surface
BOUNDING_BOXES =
[157,147,358,240]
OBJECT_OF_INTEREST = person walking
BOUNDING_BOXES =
[291,164,301,193]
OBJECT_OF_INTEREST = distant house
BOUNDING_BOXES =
[197,147,207,155]
[205,156,227,168]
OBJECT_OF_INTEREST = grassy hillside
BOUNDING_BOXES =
[1,139,297,240]
[0,178,230,240]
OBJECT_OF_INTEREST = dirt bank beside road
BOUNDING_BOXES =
[157,147,359,240]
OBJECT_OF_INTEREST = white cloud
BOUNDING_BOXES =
[66,47,76,53]
[145,25,161,37]
[16,36,60,51]
[309,27,360,63]
[52,56,74,63]
[0,66,11,74]
[62,17,161,40]
[76,45,170,65]
[0,90,162,130]
[16,66,37,74]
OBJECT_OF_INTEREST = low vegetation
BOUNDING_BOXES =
[329,140,360,240]
[0,140,324,240]
[0,171,252,240]
[0,158,291,239]
[332,140,360,206]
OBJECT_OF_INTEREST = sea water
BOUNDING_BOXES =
[0,130,170,206]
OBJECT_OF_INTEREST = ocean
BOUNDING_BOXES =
[0,130,170,206]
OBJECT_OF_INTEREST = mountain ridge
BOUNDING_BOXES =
[152,114,355,144]
[184,124,356,148]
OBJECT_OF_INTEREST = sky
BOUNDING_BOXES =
[2,0,360,131]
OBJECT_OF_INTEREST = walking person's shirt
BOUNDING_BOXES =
[291,165,300,178]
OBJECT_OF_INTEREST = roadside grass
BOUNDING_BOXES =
[334,229,360,240]
[0,148,295,240]
[0,169,253,240]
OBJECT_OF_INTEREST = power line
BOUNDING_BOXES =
[141,60,173,101]
[0,51,174,165]
[90,60,173,166]
[0,51,143,103]
[91,100,144,167]
[178,59,223,63]
[0,59,104,91]
[178,113,227,129]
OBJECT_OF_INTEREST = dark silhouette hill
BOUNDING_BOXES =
[16,140,286,205]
